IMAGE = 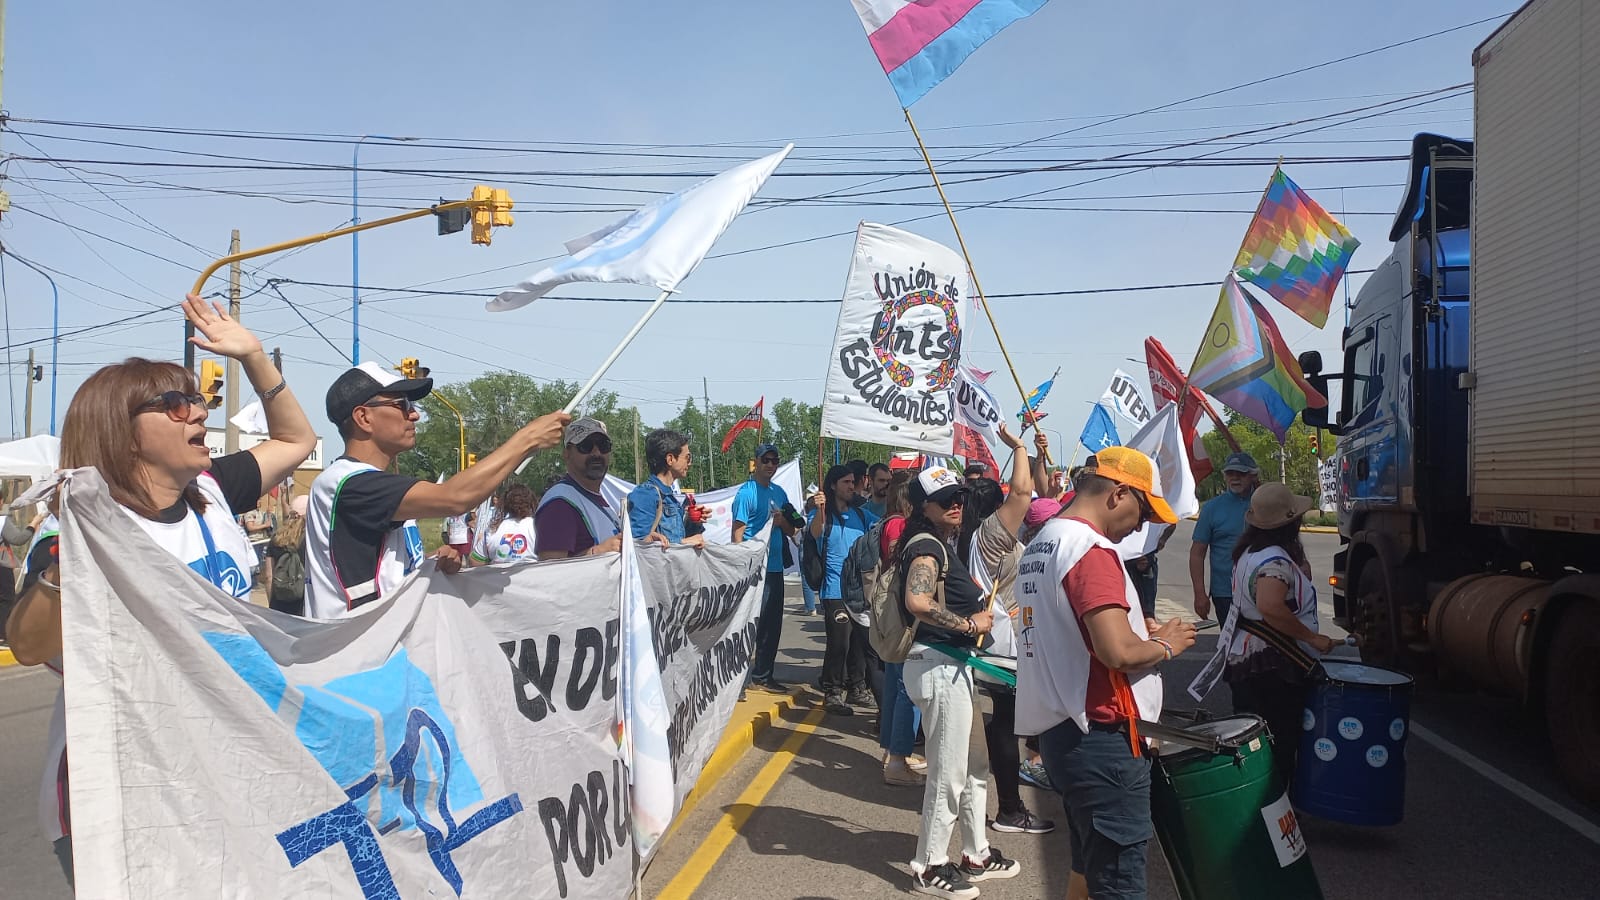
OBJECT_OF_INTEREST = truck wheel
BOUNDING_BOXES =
[1354,561,1401,668]
[1545,602,1600,808]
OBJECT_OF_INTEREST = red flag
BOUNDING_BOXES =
[1145,338,1214,482]
[720,397,765,452]
[953,422,999,478]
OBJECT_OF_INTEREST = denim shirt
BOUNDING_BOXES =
[628,475,686,543]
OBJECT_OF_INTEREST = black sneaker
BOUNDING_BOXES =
[990,809,1055,834]
[959,847,1020,882]
[846,687,877,710]
[754,675,787,692]
[912,862,979,898]
[824,693,854,716]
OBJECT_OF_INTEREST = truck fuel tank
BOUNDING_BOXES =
[1428,574,1550,699]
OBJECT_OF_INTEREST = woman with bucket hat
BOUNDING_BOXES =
[1202,482,1340,782]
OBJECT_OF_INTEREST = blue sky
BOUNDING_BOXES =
[0,0,1509,458]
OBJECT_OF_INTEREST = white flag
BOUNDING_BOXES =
[229,401,269,434]
[1100,369,1153,426]
[489,145,793,311]
[1114,402,1200,560]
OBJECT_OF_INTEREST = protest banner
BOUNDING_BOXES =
[53,467,765,900]
[820,222,969,454]
[953,364,1003,474]
[1100,368,1154,426]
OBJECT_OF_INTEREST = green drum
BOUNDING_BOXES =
[1151,715,1324,900]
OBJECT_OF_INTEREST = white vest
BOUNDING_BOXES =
[1225,545,1321,661]
[305,457,424,619]
[537,480,620,545]
[1015,517,1163,737]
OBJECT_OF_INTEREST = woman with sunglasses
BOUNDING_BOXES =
[899,466,1021,898]
[5,295,317,887]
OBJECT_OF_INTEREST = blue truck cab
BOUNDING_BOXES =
[1300,134,1476,658]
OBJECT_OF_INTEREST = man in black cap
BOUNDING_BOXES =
[964,461,989,484]
[304,361,569,618]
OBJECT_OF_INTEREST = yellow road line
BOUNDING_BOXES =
[655,703,826,899]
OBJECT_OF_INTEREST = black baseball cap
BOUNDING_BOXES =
[325,361,432,426]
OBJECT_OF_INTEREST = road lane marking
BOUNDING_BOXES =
[1411,721,1600,846]
[656,703,827,899]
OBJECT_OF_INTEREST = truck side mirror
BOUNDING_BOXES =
[1296,350,1340,433]
[1298,350,1324,376]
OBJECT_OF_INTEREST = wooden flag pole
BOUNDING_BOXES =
[904,108,1052,466]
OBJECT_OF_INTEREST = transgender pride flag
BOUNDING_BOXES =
[851,0,1052,107]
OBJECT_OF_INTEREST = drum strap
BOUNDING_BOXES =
[1237,617,1321,675]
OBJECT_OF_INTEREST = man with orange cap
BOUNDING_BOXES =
[1015,447,1197,900]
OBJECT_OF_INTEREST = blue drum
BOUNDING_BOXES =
[1292,661,1413,825]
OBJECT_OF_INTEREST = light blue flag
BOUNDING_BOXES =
[1079,403,1122,452]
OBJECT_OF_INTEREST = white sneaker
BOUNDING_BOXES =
[960,847,1021,882]
[912,862,980,899]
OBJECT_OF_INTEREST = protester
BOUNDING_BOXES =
[266,494,309,615]
[1223,482,1338,781]
[470,484,539,565]
[443,509,472,558]
[628,428,706,548]
[4,296,318,886]
[963,461,989,484]
[848,458,871,507]
[899,466,1018,897]
[864,462,892,517]
[1016,447,1196,900]
[957,426,1055,837]
[240,501,276,587]
[1016,497,1063,793]
[1191,451,1259,624]
[534,417,623,560]
[306,361,569,617]
[732,442,801,688]
[876,474,927,786]
[809,463,877,715]
[800,490,821,616]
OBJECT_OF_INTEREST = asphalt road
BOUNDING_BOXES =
[645,523,1600,899]
[0,663,72,900]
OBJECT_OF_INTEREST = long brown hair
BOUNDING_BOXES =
[1231,521,1308,569]
[61,358,207,519]
[273,513,305,550]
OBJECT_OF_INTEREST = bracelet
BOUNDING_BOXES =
[1153,637,1174,660]
[259,378,288,401]
[965,616,977,636]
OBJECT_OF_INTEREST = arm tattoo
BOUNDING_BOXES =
[924,605,970,632]
[907,558,937,596]
[906,557,969,632]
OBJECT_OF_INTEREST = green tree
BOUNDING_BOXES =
[1197,410,1335,500]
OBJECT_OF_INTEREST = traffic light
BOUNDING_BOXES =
[490,188,514,227]
[470,184,494,245]
[30,365,42,382]
[198,359,224,409]
[397,357,430,380]
[435,197,470,236]
[465,453,478,468]
[1309,431,1321,457]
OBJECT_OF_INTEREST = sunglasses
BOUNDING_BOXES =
[758,456,781,465]
[575,436,613,454]
[1131,488,1156,524]
[930,488,970,509]
[364,397,418,416]
[135,391,208,422]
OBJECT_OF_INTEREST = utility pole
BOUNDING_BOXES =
[703,377,715,491]
[23,348,33,437]
[224,230,242,454]
[633,407,642,483]
[271,346,282,373]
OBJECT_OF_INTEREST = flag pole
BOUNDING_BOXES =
[904,108,1053,466]
[514,287,673,475]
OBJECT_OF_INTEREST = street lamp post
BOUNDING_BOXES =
[352,135,418,364]
[2,250,61,435]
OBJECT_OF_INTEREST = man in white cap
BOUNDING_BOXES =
[305,361,569,619]
[535,417,624,559]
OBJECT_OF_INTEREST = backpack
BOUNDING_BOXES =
[802,507,867,593]
[869,532,948,663]
[269,544,306,607]
[841,519,887,615]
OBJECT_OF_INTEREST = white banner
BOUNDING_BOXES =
[1114,403,1200,560]
[1100,368,1154,426]
[1318,458,1338,512]
[55,468,766,900]
[820,222,969,454]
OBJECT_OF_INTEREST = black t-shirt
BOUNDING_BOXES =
[327,464,421,608]
[22,451,262,588]
[899,533,985,649]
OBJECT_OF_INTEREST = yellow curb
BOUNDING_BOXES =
[0,647,17,667]
[663,686,805,844]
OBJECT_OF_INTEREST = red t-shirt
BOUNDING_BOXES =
[880,515,906,558]
[1062,517,1133,723]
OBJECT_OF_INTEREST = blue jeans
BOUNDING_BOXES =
[802,576,818,612]
[1039,720,1153,900]
[878,662,922,756]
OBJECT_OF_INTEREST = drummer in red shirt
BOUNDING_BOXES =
[1015,447,1197,900]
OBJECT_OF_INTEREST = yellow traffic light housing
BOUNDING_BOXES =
[465,453,478,468]
[491,189,514,227]
[470,184,494,246]
[397,357,430,380]
[198,359,224,409]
